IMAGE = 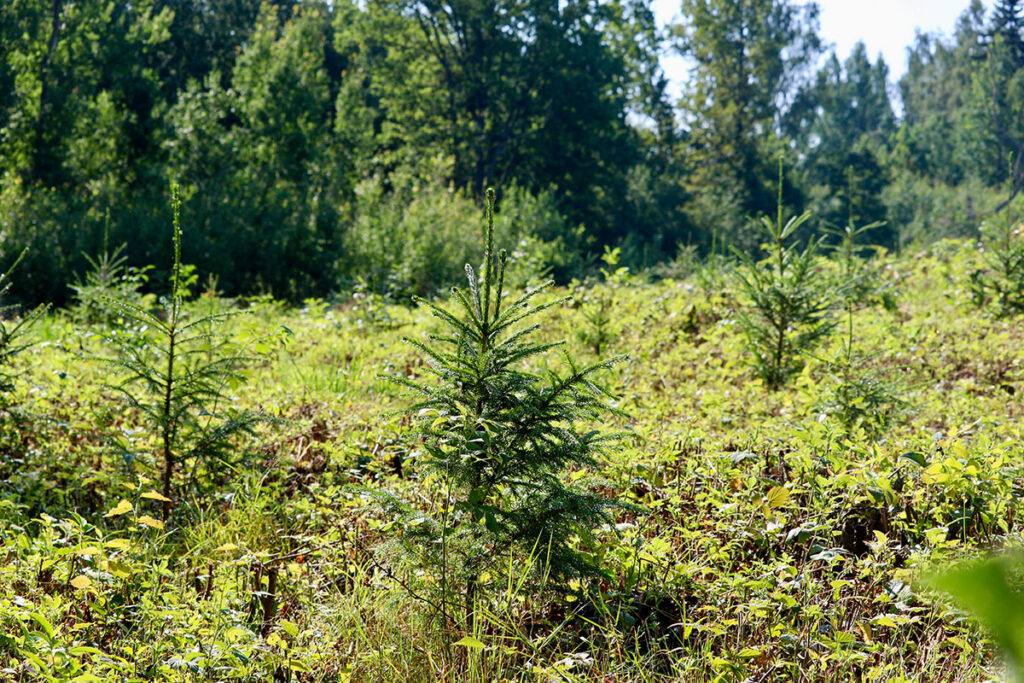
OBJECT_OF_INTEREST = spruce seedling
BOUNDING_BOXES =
[732,159,837,389]
[819,210,906,433]
[70,243,154,327]
[104,184,260,515]
[820,307,907,434]
[970,209,1024,316]
[0,250,45,407]
[382,188,626,625]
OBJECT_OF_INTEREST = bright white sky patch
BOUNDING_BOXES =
[652,0,994,101]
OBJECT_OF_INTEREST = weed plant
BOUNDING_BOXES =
[380,188,626,626]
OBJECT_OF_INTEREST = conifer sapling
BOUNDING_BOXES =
[104,184,261,515]
[732,160,837,389]
[382,188,626,624]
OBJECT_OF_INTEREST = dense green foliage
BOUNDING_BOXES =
[5,0,1024,304]
[7,0,1024,678]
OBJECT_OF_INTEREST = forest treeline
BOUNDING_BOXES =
[1,0,1023,305]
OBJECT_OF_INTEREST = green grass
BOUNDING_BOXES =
[0,238,1021,681]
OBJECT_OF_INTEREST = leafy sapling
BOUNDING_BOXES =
[732,161,837,390]
[104,184,261,515]
[381,188,627,626]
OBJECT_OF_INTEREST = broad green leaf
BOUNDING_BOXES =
[453,636,485,649]
[928,553,1024,673]
[766,486,790,509]
[108,561,132,579]
[28,612,55,639]
[899,452,928,467]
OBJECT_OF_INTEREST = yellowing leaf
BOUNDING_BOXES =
[107,561,132,579]
[138,515,164,530]
[766,486,790,509]
[104,499,133,517]
[105,539,132,551]
[70,575,91,590]
[453,636,485,649]
[75,546,103,556]
[141,490,172,503]
[225,627,249,642]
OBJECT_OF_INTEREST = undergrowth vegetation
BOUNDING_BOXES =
[3,193,1024,681]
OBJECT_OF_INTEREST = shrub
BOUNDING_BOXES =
[380,188,625,625]
[343,179,582,300]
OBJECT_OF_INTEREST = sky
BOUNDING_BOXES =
[651,0,993,99]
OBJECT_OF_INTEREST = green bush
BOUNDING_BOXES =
[343,179,582,300]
